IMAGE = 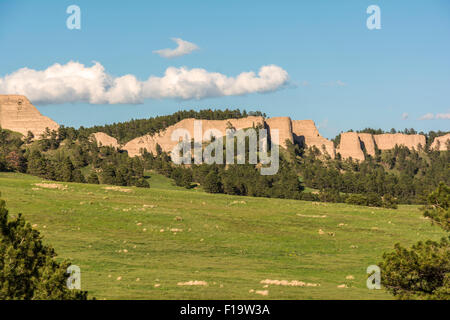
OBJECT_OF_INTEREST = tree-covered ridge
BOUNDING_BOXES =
[0,107,449,206]
[332,128,449,149]
[290,141,449,205]
[78,109,266,144]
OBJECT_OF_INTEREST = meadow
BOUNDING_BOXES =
[0,172,446,300]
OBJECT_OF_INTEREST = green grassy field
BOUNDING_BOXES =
[0,172,446,300]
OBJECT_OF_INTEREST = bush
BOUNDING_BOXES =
[366,192,382,207]
[345,194,368,206]
[382,194,398,209]
[318,189,343,203]
[203,171,222,193]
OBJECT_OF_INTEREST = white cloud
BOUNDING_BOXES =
[418,112,450,120]
[401,112,409,120]
[0,61,289,104]
[153,38,199,58]
[419,113,435,120]
[436,113,450,119]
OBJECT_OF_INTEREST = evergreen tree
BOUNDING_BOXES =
[203,170,222,193]
[59,157,75,182]
[100,165,116,185]
[87,171,100,184]
[26,151,47,177]
[379,183,449,299]
[0,196,88,300]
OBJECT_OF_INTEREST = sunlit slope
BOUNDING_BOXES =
[0,172,445,300]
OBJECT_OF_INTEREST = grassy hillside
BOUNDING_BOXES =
[0,172,446,300]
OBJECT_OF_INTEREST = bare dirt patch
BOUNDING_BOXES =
[260,279,320,287]
[177,280,208,286]
[103,186,132,193]
[34,183,68,190]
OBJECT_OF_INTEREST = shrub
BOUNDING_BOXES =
[345,194,368,206]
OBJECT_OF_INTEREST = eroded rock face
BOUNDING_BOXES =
[357,133,376,156]
[123,116,265,157]
[90,132,120,149]
[265,117,293,148]
[337,132,427,160]
[2,94,434,161]
[292,120,335,158]
[0,95,59,137]
[373,133,425,151]
[431,134,450,151]
[337,132,365,161]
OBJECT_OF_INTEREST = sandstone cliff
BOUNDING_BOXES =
[337,132,365,161]
[1,95,439,161]
[373,133,425,151]
[90,132,120,149]
[292,120,335,158]
[357,133,376,156]
[123,116,265,157]
[0,95,59,137]
[336,132,427,161]
[265,117,293,148]
[431,133,450,151]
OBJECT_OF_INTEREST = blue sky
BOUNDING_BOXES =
[0,0,449,138]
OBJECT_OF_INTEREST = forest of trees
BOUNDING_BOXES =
[0,108,449,207]
[283,139,449,206]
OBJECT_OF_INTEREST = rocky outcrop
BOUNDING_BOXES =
[337,132,365,161]
[431,134,450,151]
[265,117,293,148]
[373,133,425,151]
[357,133,376,156]
[292,120,335,158]
[336,132,427,161]
[90,132,120,149]
[123,116,265,157]
[0,95,59,137]
[1,94,439,161]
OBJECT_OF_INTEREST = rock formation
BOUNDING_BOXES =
[123,116,265,157]
[1,94,441,161]
[431,133,450,151]
[373,133,425,151]
[336,132,427,161]
[357,133,376,157]
[0,95,59,137]
[337,132,365,161]
[292,120,335,158]
[265,117,293,148]
[90,132,120,149]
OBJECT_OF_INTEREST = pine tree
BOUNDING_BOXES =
[0,196,88,300]
[100,165,116,185]
[203,170,222,193]
[379,183,449,299]
[26,151,47,177]
[87,171,100,184]
[59,157,75,182]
